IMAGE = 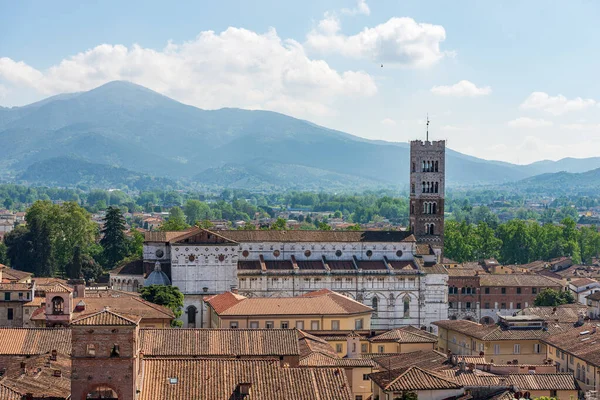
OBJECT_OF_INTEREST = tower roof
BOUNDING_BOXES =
[71,307,141,326]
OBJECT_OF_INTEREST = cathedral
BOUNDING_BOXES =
[111,139,449,331]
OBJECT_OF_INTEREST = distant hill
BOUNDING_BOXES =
[18,156,177,191]
[515,168,600,195]
[1,81,598,191]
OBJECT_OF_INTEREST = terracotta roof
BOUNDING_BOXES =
[139,358,353,400]
[370,366,462,391]
[0,383,21,400]
[24,296,45,307]
[387,260,419,271]
[370,350,450,372]
[416,243,435,255]
[506,373,579,391]
[237,260,262,270]
[587,291,600,301]
[356,260,387,270]
[299,352,375,367]
[71,308,141,326]
[440,369,503,387]
[570,277,599,287]
[447,268,481,277]
[140,329,300,357]
[175,228,415,243]
[0,328,71,355]
[1,268,32,282]
[489,390,517,400]
[433,319,571,341]
[110,258,144,275]
[518,304,588,323]
[479,274,563,287]
[0,282,33,291]
[31,294,174,322]
[369,326,438,343]
[145,229,197,242]
[0,352,71,399]
[207,289,372,316]
[297,330,338,359]
[297,260,326,270]
[44,283,73,293]
[542,323,600,366]
[31,277,68,286]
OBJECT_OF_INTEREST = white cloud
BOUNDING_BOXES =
[430,80,491,97]
[306,17,448,68]
[0,27,377,116]
[342,0,370,16]
[440,124,472,131]
[520,92,596,116]
[560,123,600,131]
[507,117,553,128]
[380,118,396,126]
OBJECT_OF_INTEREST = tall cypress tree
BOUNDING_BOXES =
[100,206,128,269]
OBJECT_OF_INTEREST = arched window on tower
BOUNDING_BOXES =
[403,296,410,318]
[410,204,415,215]
[433,203,437,214]
[372,297,378,313]
[435,161,439,172]
[51,297,64,315]
[412,162,416,172]
[422,161,426,172]
[422,182,426,193]
[411,183,415,194]
[430,224,435,235]
[435,182,439,193]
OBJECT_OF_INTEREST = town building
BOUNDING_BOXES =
[447,273,564,324]
[568,277,600,304]
[586,291,600,318]
[205,289,373,330]
[542,323,600,392]
[434,315,572,365]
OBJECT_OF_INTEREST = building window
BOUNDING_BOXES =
[355,319,364,330]
[18,292,23,300]
[494,344,500,355]
[484,303,490,309]
[532,288,537,294]
[331,320,340,330]
[51,296,64,315]
[449,302,453,309]
[280,321,289,329]
[295,321,304,329]
[516,288,521,294]
[516,303,521,309]
[403,296,410,318]
[501,303,506,309]
[230,321,239,329]
[569,355,574,365]
[466,302,471,309]
[378,346,384,353]
[335,250,342,257]
[371,297,378,313]
[250,321,259,329]
[485,288,490,294]
[514,344,520,354]
[534,344,541,354]
[4,292,9,301]
[550,390,557,397]
[356,396,363,400]
[501,288,506,294]
[86,344,96,357]
[7,308,13,320]
[336,344,343,352]
[311,320,320,330]
[266,321,274,329]
[361,344,367,352]
[187,305,197,325]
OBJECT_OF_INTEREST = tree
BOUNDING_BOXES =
[393,392,418,400]
[184,200,212,225]
[66,246,83,279]
[270,217,288,231]
[0,242,8,265]
[534,288,575,307]
[159,207,189,231]
[140,285,184,327]
[318,222,332,230]
[4,226,33,272]
[128,229,145,258]
[81,254,103,282]
[100,206,129,269]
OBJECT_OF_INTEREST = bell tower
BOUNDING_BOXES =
[409,121,445,247]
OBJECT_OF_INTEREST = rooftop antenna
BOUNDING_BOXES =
[426,114,430,142]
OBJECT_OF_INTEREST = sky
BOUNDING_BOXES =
[1,0,599,164]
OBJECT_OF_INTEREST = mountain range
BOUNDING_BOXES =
[1,81,599,191]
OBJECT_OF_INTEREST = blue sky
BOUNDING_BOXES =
[1,0,599,164]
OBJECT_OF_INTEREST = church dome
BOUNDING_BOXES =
[144,262,171,286]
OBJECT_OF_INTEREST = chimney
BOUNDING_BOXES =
[50,349,57,361]
[346,332,361,359]
[458,357,466,372]
[53,369,62,377]
[230,285,238,295]
[68,279,86,298]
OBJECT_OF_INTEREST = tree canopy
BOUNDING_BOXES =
[534,288,575,307]
[140,285,184,327]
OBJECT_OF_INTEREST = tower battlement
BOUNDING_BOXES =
[410,140,446,148]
